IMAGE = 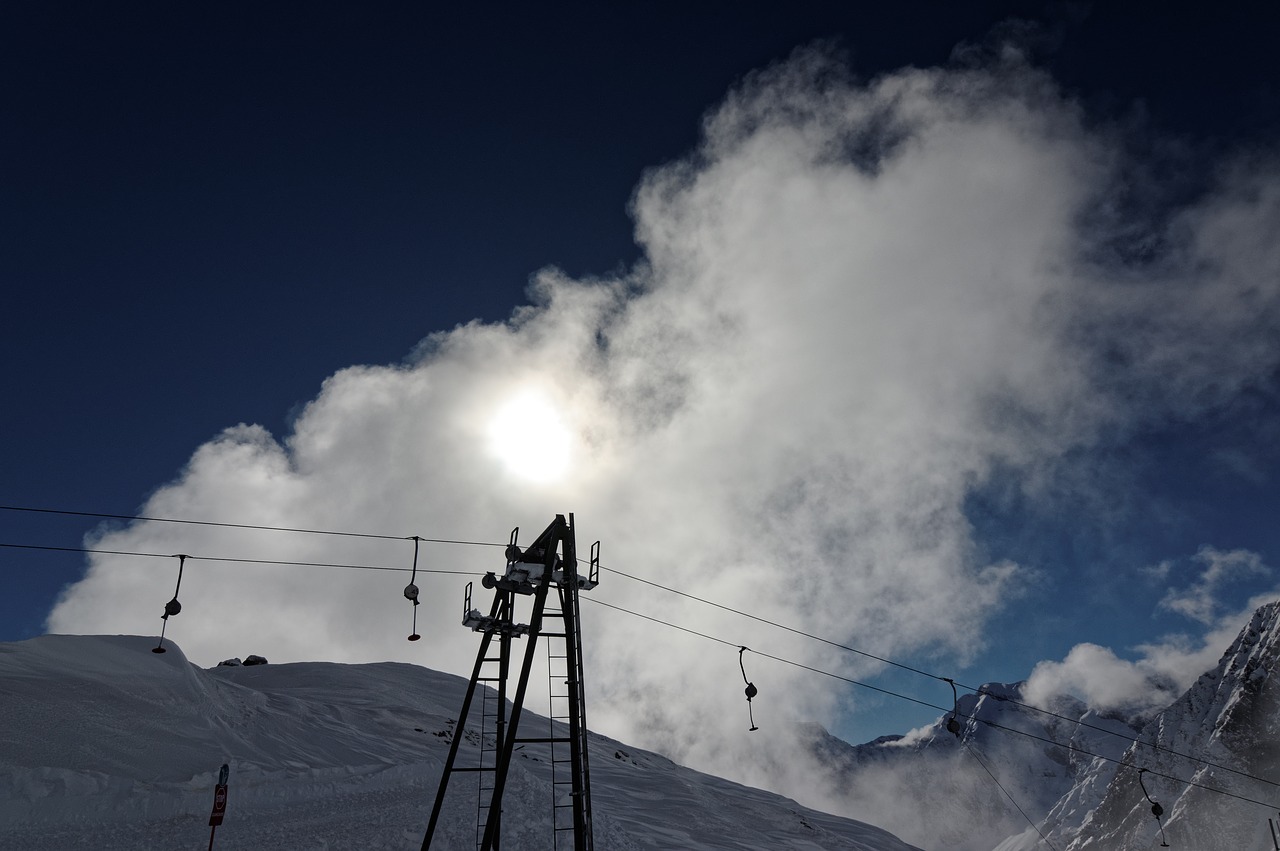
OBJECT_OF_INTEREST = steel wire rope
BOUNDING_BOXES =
[0,504,507,549]
[10,533,1274,822]
[584,597,943,709]
[580,595,1280,813]
[0,542,480,576]
[961,742,1058,850]
[3,534,1276,811]
[597,559,1280,792]
[4,501,1276,793]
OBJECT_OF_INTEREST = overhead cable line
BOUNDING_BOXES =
[3,502,1272,792]
[601,562,938,677]
[0,504,506,549]
[0,542,479,576]
[599,560,1280,791]
[961,743,1058,851]
[5,532,1277,812]
[581,594,1280,813]
[584,597,946,712]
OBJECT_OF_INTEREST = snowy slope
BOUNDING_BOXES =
[0,634,921,851]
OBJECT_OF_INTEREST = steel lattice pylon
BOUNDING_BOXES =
[421,514,598,851]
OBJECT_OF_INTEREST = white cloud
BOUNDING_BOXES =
[1159,546,1270,624]
[48,45,1280,813]
[1024,642,1183,714]
[1026,551,1279,714]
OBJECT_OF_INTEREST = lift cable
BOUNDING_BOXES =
[585,597,949,711]
[598,560,1280,791]
[0,542,478,576]
[4,533,1276,812]
[14,527,1263,837]
[601,563,936,677]
[581,595,1280,813]
[2,506,1273,794]
[0,504,506,549]
[961,742,1059,851]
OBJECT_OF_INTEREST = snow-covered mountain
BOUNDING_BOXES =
[785,602,1280,851]
[1031,601,1280,851]
[796,682,1144,851]
[0,634,920,851]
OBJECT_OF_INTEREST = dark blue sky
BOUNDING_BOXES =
[3,0,1279,674]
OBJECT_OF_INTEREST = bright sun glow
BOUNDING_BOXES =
[486,391,572,481]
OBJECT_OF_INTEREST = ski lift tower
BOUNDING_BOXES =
[421,514,599,851]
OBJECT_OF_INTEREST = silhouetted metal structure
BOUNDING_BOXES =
[422,514,598,851]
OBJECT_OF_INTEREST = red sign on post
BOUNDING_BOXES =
[209,784,228,826]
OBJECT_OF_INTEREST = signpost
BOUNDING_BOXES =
[208,763,229,850]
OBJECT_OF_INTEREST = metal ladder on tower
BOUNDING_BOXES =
[545,633,573,846]
[474,630,507,848]
[539,540,597,849]
[422,580,525,850]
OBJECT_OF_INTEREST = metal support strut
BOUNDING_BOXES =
[422,514,598,851]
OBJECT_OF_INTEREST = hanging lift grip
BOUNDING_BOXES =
[944,678,961,737]
[1138,768,1172,847]
[404,536,422,641]
[739,646,759,732]
[152,554,188,654]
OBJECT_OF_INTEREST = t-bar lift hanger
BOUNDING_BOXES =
[739,646,759,732]
[152,554,188,654]
[944,678,961,737]
[404,536,422,641]
[1138,768,1172,847]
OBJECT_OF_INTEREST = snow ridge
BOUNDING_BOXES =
[0,634,920,851]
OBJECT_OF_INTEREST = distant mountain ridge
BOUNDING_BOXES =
[798,679,1145,850]
[792,601,1280,851]
[1038,600,1280,850]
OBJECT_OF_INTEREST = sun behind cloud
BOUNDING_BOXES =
[485,388,572,482]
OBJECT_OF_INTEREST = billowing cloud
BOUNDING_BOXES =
[1027,550,1278,714]
[48,44,1280,824]
[1023,642,1184,715]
